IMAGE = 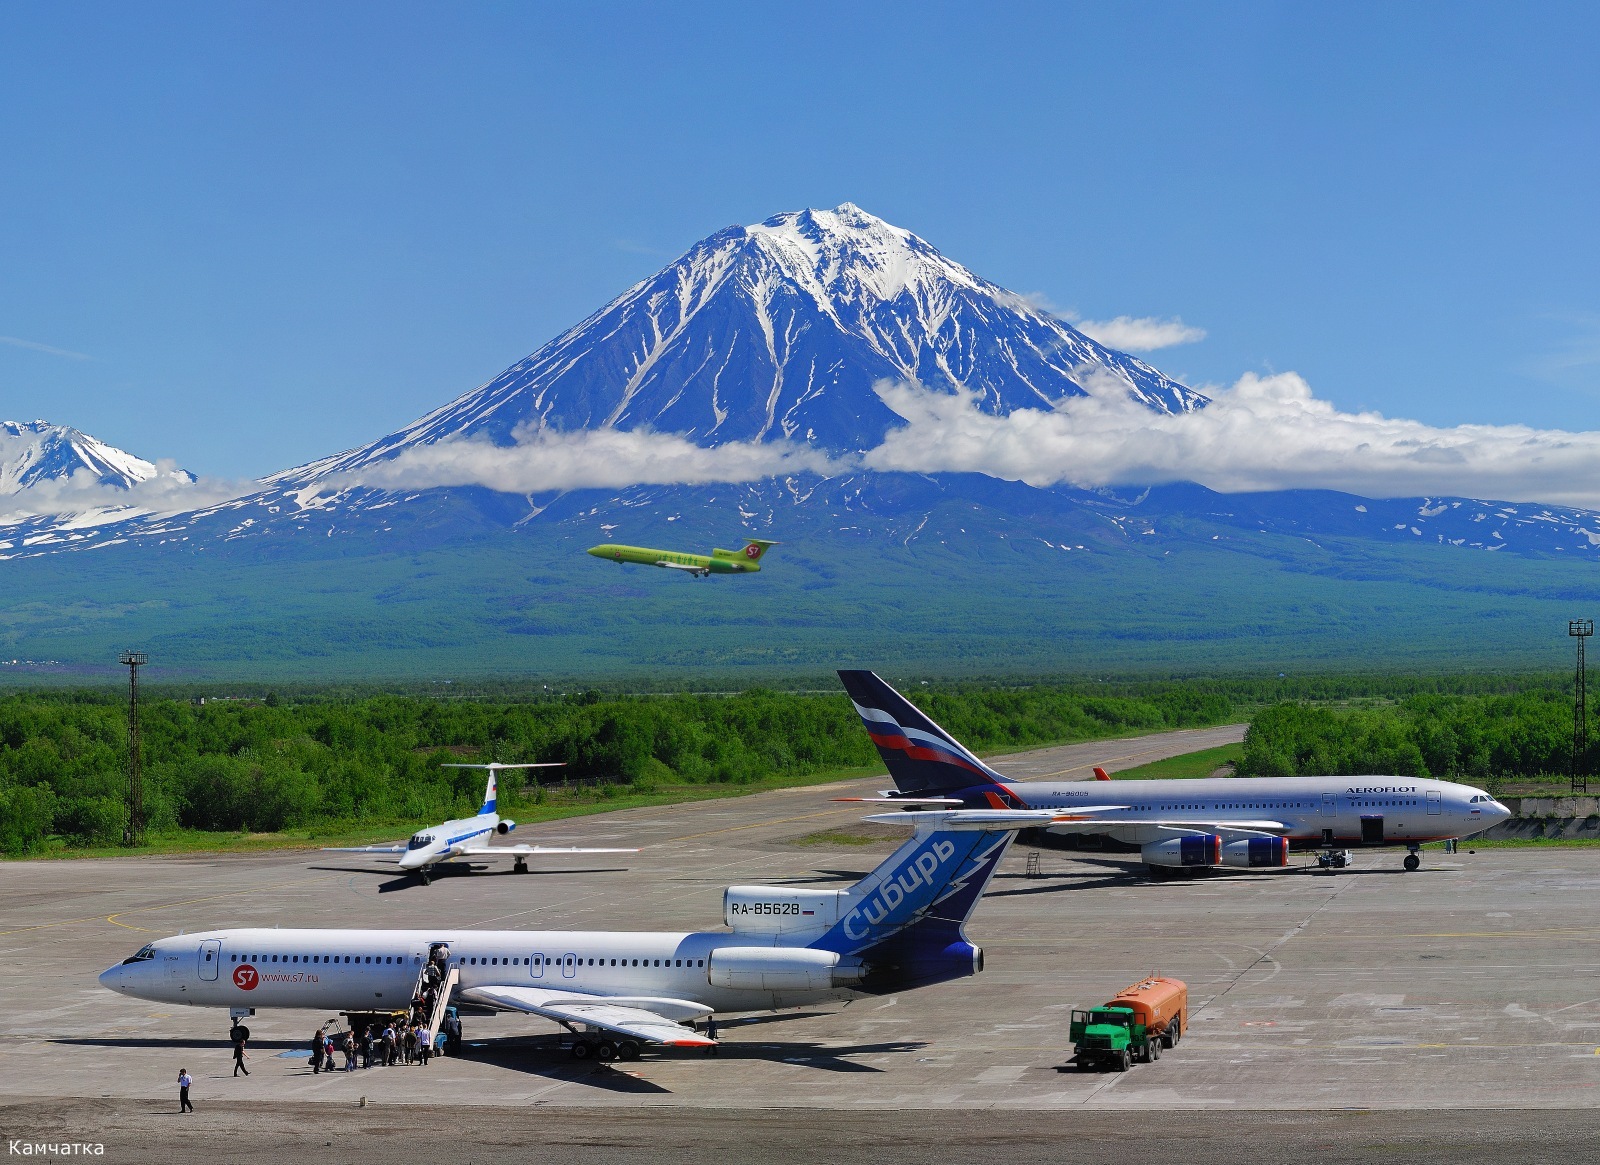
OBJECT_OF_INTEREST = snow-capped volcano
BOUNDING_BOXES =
[0,420,159,495]
[276,203,1204,486]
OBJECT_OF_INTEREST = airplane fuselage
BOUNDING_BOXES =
[398,811,500,871]
[937,774,1508,849]
[586,544,763,576]
[100,927,858,1017]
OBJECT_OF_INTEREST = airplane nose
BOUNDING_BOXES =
[98,965,123,993]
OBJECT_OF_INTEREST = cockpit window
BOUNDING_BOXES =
[121,945,156,965]
[408,834,433,850]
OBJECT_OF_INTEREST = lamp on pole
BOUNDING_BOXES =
[1570,622,1592,796]
[120,651,148,846]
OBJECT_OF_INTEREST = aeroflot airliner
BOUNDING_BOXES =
[100,809,1061,1059]
[836,671,1513,874]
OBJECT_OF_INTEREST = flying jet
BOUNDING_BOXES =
[586,537,778,578]
[835,670,1513,875]
[324,763,637,884]
[101,808,1058,1059]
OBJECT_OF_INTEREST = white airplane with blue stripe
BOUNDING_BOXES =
[836,671,1513,874]
[103,808,1063,1059]
[325,763,637,884]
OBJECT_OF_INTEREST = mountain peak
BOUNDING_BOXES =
[0,419,158,495]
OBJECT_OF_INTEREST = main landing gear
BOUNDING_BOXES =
[569,1038,639,1062]
[1403,845,1421,872]
[513,858,529,874]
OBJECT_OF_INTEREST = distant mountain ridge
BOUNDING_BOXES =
[0,420,159,495]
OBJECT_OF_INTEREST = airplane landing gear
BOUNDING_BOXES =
[513,858,529,874]
[1403,845,1421,872]
[417,869,432,885]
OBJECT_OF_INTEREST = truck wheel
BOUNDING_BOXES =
[1116,1049,1131,1072]
[1147,1038,1161,1061]
[1166,1018,1181,1047]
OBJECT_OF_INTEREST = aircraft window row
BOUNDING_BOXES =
[522,955,705,968]
[229,953,419,965]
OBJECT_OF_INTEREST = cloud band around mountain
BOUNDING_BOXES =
[865,374,1600,508]
[0,462,248,523]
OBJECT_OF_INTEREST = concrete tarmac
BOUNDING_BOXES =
[2,739,1597,1158]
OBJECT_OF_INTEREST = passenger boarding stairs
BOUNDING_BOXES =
[416,963,460,1048]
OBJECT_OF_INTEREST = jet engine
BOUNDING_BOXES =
[496,820,516,834]
[1141,834,1221,867]
[706,946,864,991]
[1220,836,1288,868]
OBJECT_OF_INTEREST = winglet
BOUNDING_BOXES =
[1093,766,1111,781]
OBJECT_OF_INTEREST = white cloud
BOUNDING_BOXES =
[1071,315,1207,351]
[0,335,93,361]
[863,374,1600,508]
[0,461,250,523]
[337,424,845,494]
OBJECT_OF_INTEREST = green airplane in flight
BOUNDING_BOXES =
[586,538,779,578]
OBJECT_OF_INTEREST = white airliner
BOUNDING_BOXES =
[101,809,1057,1060]
[836,670,1514,873]
[325,763,637,884]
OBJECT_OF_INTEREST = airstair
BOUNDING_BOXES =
[422,965,459,1049]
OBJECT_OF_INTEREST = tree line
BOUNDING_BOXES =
[0,683,1232,854]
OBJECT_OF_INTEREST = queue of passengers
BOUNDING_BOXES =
[308,1016,438,1072]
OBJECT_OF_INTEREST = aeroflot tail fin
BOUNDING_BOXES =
[809,811,1047,959]
[837,670,1006,795]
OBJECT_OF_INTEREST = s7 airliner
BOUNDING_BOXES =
[100,809,1061,1060]
[836,670,1512,874]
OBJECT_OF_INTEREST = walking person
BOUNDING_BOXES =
[310,1026,326,1073]
[344,1029,358,1071]
[415,1023,431,1066]
[361,1025,374,1068]
[232,1038,250,1077]
[177,1068,194,1113]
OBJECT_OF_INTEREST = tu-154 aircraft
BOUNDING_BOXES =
[835,670,1513,874]
[586,537,778,578]
[324,763,637,884]
[103,808,1061,1059]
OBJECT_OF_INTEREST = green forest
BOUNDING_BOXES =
[0,682,1232,855]
[1237,691,1576,786]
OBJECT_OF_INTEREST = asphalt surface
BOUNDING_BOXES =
[2,725,1596,1160]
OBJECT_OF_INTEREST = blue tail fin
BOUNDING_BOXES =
[479,770,497,816]
[837,670,1008,797]
[809,813,1035,988]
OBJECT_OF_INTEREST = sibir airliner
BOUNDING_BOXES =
[836,670,1513,874]
[325,763,637,884]
[101,809,1059,1060]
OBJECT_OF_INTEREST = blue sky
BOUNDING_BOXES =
[2,1,1597,478]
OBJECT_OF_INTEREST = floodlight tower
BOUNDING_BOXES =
[120,651,148,846]
[1571,622,1592,795]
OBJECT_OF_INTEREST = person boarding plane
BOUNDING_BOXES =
[103,808,1065,1059]
[324,763,637,884]
[835,670,1512,874]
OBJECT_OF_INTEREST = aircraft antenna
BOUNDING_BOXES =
[1572,621,1592,795]
[120,650,148,846]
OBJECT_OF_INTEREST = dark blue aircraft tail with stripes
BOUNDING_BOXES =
[837,670,1011,799]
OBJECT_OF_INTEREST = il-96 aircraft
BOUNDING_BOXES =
[835,670,1513,874]
[586,537,778,578]
[102,809,1058,1060]
[324,763,638,884]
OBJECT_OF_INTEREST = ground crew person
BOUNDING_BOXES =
[233,1038,250,1076]
[178,1068,194,1113]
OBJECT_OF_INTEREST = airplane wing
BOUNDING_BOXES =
[321,844,406,854]
[450,844,640,858]
[1045,817,1289,837]
[460,985,715,1047]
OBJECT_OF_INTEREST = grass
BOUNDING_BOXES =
[1109,743,1244,781]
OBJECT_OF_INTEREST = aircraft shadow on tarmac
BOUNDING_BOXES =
[307,862,634,893]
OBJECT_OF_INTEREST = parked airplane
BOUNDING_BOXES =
[835,670,1513,874]
[586,537,778,578]
[101,808,1058,1059]
[324,763,637,884]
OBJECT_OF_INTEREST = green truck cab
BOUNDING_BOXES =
[1070,1005,1161,1072]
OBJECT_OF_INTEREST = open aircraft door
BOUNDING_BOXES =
[198,939,221,981]
[1427,791,1442,815]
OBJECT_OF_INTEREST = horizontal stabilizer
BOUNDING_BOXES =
[322,844,405,854]
[461,985,715,1046]
[831,796,966,805]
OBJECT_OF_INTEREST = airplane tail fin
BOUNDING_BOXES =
[837,670,1008,797]
[808,810,1048,987]
[1094,766,1112,781]
[713,538,779,564]
[479,770,497,815]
